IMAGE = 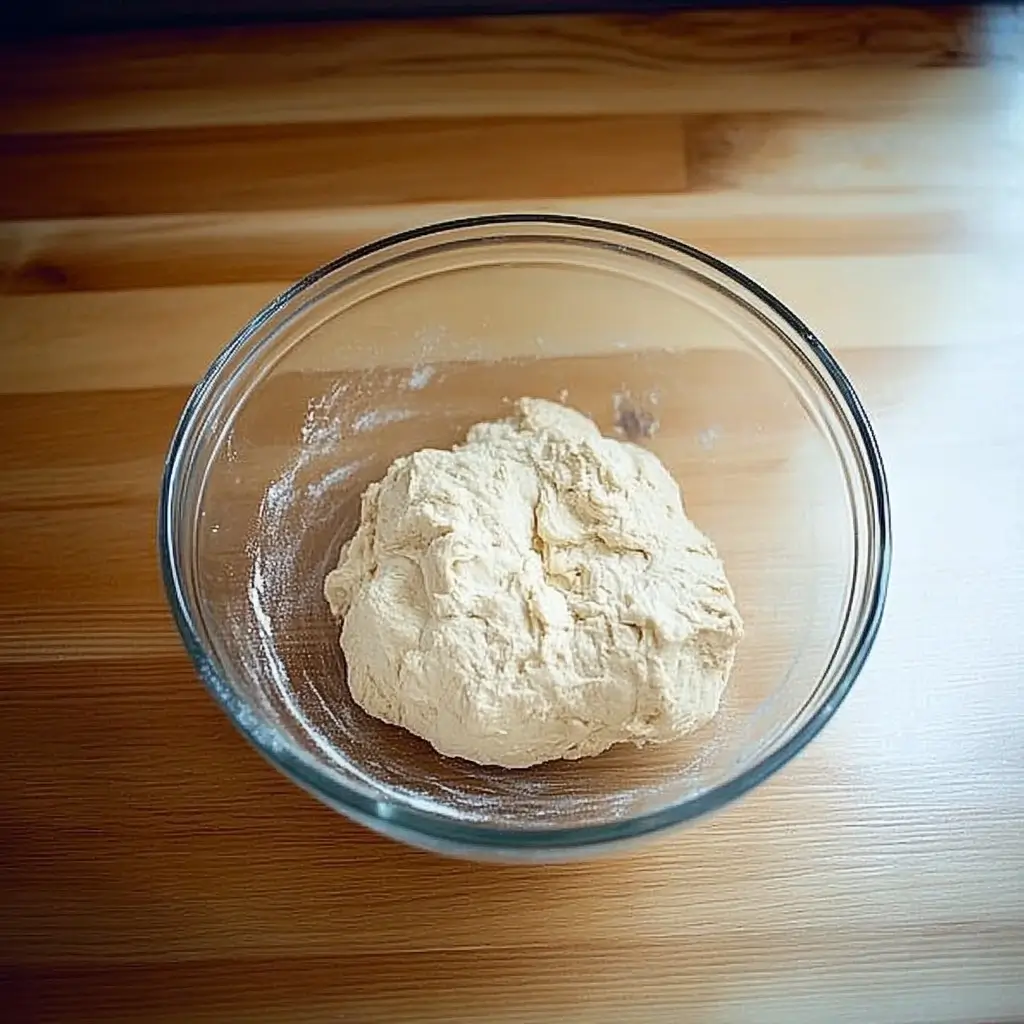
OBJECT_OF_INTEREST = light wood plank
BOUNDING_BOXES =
[0,194,967,293]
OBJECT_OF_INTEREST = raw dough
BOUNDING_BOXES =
[324,398,742,768]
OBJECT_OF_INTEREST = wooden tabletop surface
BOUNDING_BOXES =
[2,6,1024,1022]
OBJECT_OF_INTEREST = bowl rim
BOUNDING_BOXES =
[159,212,891,854]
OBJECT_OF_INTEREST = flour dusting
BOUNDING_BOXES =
[244,378,364,707]
[406,365,436,390]
[352,408,415,434]
[698,425,722,450]
[306,460,366,502]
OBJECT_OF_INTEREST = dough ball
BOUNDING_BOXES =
[324,398,742,769]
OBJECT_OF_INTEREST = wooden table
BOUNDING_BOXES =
[2,7,1023,1021]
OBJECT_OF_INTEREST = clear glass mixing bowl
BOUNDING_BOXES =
[159,215,889,860]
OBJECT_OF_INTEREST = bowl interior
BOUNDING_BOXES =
[185,231,863,833]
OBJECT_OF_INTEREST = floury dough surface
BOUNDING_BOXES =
[324,398,743,769]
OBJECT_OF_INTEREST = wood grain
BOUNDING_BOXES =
[0,197,965,294]
[1,7,1023,1023]
[0,9,986,133]
[0,115,687,220]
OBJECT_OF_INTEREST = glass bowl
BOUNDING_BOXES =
[159,215,889,861]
